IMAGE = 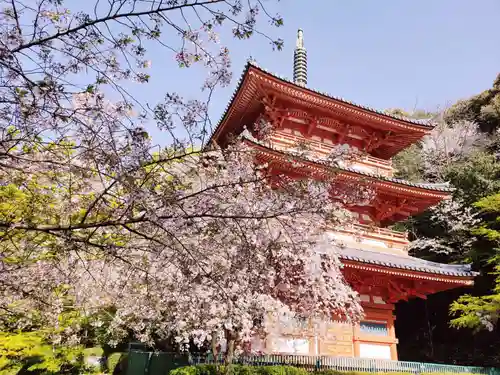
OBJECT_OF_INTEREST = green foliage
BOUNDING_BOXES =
[450,293,500,331]
[389,101,500,341]
[392,118,500,264]
[475,193,500,214]
[392,144,424,182]
[0,331,93,374]
[170,365,309,375]
[450,193,500,330]
[386,84,500,360]
[0,330,124,374]
[256,366,308,375]
[395,146,500,206]
[445,151,500,205]
[169,366,484,375]
[384,108,435,120]
[318,372,482,375]
[107,352,126,374]
[444,73,500,133]
[391,109,436,182]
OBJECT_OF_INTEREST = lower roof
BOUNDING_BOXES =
[339,246,476,278]
[242,135,453,194]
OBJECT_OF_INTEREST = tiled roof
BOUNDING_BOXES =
[336,164,453,193]
[339,246,476,277]
[242,135,454,193]
[213,60,435,141]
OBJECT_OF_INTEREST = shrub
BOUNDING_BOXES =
[170,366,486,375]
[171,365,310,375]
[256,366,308,375]
[0,331,93,374]
[108,352,127,374]
[171,365,218,375]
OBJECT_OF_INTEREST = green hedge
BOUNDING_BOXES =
[170,365,308,375]
[169,365,485,375]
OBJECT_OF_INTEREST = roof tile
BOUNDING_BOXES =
[212,61,435,137]
[339,246,476,277]
[243,136,454,193]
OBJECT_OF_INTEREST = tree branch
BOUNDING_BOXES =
[12,0,225,53]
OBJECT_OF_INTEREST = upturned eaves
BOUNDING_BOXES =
[211,61,435,144]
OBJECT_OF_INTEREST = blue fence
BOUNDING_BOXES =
[126,352,496,375]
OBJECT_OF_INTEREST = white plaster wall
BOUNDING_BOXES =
[360,294,371,302]
[359,343,392,359]
[271,337,310,354]
[331,233,388,249]
[250,337,266,353]
[362,238,389,248]
[373,296,386,304]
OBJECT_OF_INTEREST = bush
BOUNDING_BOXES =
[171,365,309,375]
[170,366,486,375]
[256,366,308,375]
[171,364,215,375]
[0,331,93,374]
[108,352,127,374]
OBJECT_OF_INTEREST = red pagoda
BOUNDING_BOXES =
[210,29,475,360]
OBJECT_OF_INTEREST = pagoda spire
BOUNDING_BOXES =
[293,28,307,87]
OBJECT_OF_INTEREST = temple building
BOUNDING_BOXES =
[210,30,476,361]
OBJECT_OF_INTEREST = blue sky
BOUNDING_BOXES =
[141,0,500,143]
[68,0,500,144]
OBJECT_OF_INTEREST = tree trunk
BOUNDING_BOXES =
[225,338,235,365]
[223,329,237,374]
[211,333,219,362]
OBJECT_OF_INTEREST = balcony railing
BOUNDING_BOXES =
[269,132,394,177]
[127,351,493,375]
[336,223,409,248]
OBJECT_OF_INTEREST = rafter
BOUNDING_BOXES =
[372,197,411,223]
[259,96,287,130]
[343,269,457,304]
[306,116,319,136]
[337,124,351,144]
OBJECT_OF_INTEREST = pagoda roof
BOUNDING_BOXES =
[242,135,453,194]
[340,246,475,278]
[217,61,434,128]
[211,61,435,157]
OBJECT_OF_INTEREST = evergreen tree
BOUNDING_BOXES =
[451,193,500,331]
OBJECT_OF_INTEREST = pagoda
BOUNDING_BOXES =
[210,30,476,360]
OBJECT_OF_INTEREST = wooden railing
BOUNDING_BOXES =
[337,223,409,245]
[126,351,493,375]
[365,154,392,167]
[269,132,393,176]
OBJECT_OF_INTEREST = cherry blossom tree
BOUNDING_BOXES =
[394,118,486,260]
[1,139,363,358]
[419,119,486,181]
[0,0,364,361]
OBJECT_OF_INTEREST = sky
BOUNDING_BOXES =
[146,0,500,143]
[67,0,500,144]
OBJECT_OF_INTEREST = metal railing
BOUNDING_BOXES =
[126,352,494,375]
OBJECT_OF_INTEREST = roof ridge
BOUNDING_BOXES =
[341,246,471,271]
[209,61,435,147]
[244,61,435,127]
[339,246,477,277]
